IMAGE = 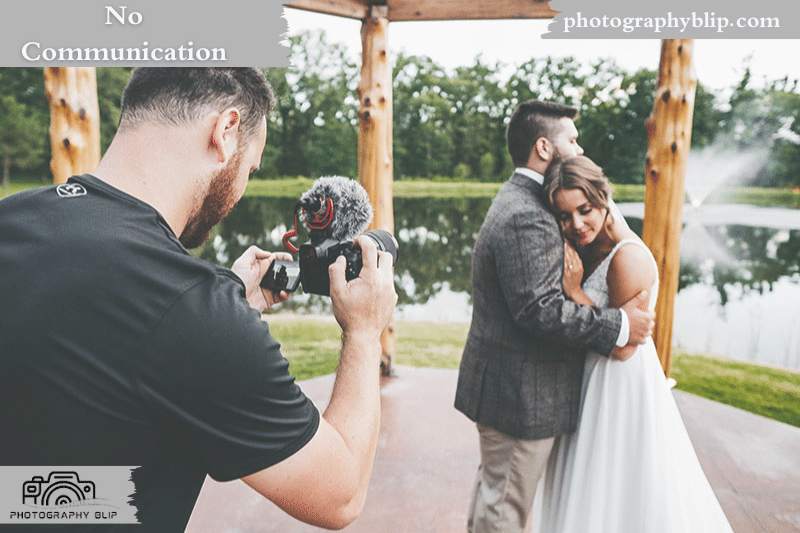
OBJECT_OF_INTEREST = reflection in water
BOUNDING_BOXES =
[199,196,800,370]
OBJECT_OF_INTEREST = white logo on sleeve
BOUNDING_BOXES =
[56,183,88,198]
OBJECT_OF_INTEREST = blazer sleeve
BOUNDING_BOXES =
[494,205,621,356]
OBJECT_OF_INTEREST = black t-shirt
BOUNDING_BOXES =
[0,175,320,531]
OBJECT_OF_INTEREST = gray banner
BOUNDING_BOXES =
[0,466,139,524]
[0,0,289,66]
[544,0,794,38]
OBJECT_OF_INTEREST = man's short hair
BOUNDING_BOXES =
[118,68,276,139]
[506,100,578,167]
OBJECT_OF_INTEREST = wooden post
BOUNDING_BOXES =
[43,67,101,184]
[358,5,395,376]
[641,40,696,376]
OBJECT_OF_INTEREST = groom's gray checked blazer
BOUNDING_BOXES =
[455,172,622,440]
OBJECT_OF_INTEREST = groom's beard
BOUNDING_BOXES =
[180,150,243,249]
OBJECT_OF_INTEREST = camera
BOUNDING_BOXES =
[260,181,398,297]
[22,471,95,506]
[262,229,398,297]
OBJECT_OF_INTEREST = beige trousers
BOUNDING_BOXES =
[467,424,555,533]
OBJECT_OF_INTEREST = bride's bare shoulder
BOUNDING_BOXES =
[606,241,655,306]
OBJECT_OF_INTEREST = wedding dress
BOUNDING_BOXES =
[535,238,734,533]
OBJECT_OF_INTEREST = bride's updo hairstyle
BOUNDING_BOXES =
[544,155,612,213]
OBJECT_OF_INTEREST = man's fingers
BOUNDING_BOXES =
[328,256,347,293]
[376,250,393,272]
[355,236,379,275]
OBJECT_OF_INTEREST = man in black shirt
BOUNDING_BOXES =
[0,68,397,531]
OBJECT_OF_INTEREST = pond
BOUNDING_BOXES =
[196,196,800,372]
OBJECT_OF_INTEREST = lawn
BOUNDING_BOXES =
[265,313,800,429]
[5,178,800,208]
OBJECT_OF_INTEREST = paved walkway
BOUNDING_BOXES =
[186,366,800,533]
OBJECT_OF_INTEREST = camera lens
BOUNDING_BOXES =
[363,229,399,265]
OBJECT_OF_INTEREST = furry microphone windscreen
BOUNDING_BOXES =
[299,176,374,242]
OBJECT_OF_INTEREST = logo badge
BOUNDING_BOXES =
[22,471,95,506]
[1,466,139,525]
[56,183,87,198]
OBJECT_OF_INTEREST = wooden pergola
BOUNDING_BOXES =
[45,1,695,377]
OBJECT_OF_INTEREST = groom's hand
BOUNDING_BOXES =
[621,290,655,345]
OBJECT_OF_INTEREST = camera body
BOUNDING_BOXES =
[261,229,398,297]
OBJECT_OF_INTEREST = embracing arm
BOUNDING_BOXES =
[606,243,656,361]
[496,208,621,356]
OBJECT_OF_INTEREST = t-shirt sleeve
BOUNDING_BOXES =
[137,272,320,482]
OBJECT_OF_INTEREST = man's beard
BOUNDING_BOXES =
[179,150,242,249]
[551,143,565,162]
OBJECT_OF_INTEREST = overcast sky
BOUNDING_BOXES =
[283,8,800,94]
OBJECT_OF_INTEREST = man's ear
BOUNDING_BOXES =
[210,108,241,164]
[532,136,553,163]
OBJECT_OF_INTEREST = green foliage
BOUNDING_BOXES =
[95,68,132,152]
[262,32,360,180]
[2,40,800,189]
[0,68,50,185]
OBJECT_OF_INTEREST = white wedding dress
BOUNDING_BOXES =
[535,238,734,533]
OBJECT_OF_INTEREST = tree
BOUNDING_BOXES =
[262,31,360,180]
[0,69,49,190]
[392,53,455,179]
[96,68,133,152]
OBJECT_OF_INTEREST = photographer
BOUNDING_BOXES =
[0,68,397,531]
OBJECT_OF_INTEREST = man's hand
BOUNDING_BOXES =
[231,246,293,312]
[620,290,655,345]
[329,235,397,341]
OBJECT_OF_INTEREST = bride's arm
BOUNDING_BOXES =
[607,243,656,361]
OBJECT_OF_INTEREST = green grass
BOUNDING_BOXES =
[266,314,800,429]
[243,178,505,199]
[1,180,45,199]
[243,179,800,207]
[5,178,800,208]
[265,314,470,380]
[671,351,800,428]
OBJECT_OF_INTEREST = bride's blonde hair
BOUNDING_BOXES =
[543,156,612,212]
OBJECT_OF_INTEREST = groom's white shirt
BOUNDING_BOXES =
[515,166,630,347]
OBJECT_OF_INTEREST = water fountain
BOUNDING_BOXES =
[678,145,767,278]
[672,144,800,369]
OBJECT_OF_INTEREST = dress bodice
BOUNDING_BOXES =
[581,238,659,311]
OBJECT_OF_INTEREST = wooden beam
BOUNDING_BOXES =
[284,0,557,21]
[283,0,368,20]
[358,5,396,376]
[386,0,557,21]
[43,67,101,184]
[641,40,696,377]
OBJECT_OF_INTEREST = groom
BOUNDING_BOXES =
[454,100,655,533]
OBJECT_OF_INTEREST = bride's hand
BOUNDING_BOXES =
[562,242,584,299]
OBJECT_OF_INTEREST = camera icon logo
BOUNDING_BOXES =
[22,471,96,506]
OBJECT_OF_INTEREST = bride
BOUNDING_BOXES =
[534,155,734,532]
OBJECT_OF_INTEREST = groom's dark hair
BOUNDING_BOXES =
[507,100,578,167]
